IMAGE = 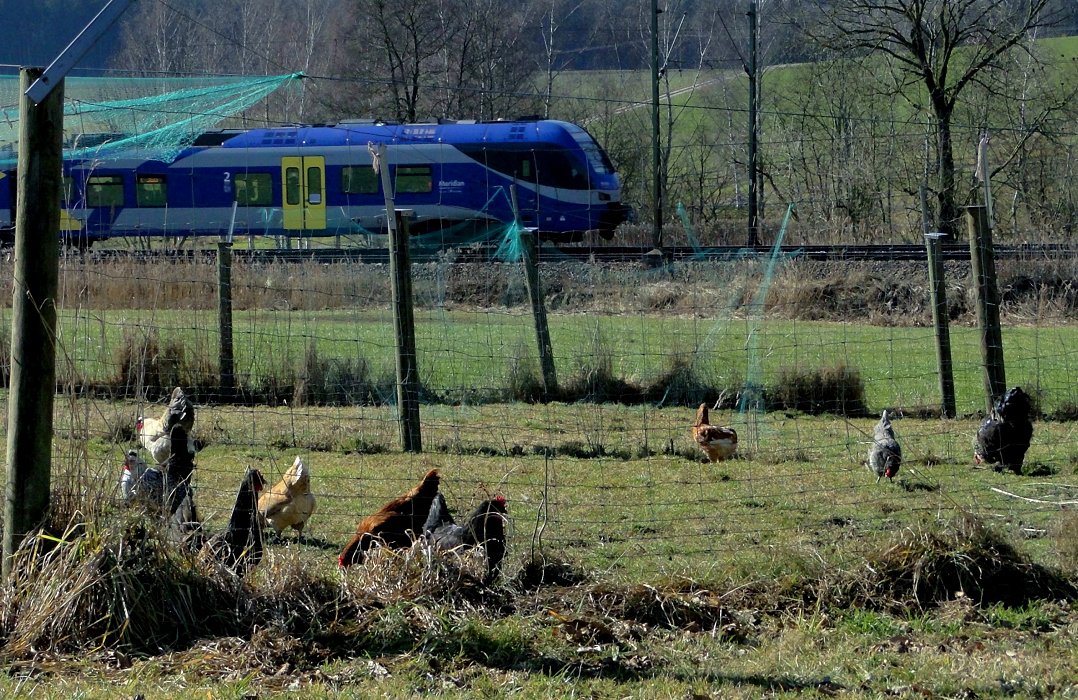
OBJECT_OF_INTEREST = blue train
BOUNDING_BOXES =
[0,119,630,247]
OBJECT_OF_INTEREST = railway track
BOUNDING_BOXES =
[77,242,1076,264]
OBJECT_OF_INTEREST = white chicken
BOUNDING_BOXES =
[137,386,198,464]
[119,449,148,502]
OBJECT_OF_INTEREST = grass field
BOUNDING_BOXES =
[4,394,1076,698]
[0,249,1069,696]
[52,306,1078,415]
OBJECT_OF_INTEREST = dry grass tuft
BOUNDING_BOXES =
[1053,511,1078,573]
[505,342,546,403]
[640,352,736,407]
[559,325,636,403]
[512,554,588,591]
[339,541,504,608]
[292,341,381,407]
[0,507,245,658]
[112,329,215,401]
[844,514,1075,611]
[587,583,748,640]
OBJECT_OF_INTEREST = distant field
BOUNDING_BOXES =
[52,307,1078,415]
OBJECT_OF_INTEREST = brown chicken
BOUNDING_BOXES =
[692,403,738,462]
[339,468,441,568]
[258,455,316,539]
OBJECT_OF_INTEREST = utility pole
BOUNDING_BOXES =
[650,0,663,250]
[746,0,760,246]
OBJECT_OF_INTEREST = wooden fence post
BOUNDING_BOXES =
[390,210,422,452]
[966,204,1006,412]
[520,229,558,398]
[920,184,956,418]
[4,68,63,578]
[217,241,235,399]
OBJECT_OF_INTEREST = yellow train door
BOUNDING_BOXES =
[281,156,326,231]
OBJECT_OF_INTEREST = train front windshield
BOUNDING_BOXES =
[567,128,616,176]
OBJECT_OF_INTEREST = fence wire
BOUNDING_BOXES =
[11,246,1078,583]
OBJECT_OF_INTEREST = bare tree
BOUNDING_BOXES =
[343,0,452,122]
[804,0,1061,238]
[114,1,202,74]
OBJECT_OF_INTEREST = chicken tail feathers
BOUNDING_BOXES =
[423,492,454,535]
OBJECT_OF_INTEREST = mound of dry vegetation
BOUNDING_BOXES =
[1,495,1072,679]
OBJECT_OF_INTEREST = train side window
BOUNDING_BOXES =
[136,175,167,207]
[285,167,301,205]
[342,166,378,194]
[86,175,124,207]
[460,145,535,181]
[395,165,432,194]
[235,173,273,206]
[307,166,322,204]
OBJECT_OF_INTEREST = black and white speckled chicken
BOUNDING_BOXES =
[975,386,1034,474]
[867,410,902,484]
[423,492,508,584]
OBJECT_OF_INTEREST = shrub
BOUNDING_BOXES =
[293,341,376,407]
[505,342,546,403]
[559,324,636,403]
[767,363,868,416]
[640,351,737,406]
[112,329,214,401]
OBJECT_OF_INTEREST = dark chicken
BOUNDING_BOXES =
[423,492,508,584]
[204,468,266,575]
[163,425,203,548]
[338,469,441,568]
[975,386,1034,474]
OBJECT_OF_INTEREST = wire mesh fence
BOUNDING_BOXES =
[10,242,1078,584]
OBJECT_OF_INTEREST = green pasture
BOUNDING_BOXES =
[54,306,1078,415]
[18,393,1077,698]
[49,397,1078,584]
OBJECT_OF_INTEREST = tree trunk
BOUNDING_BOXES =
[934,103,959,240]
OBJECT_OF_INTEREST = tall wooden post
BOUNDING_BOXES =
[921,185,955,418]
[4,68,63,578]
[650,0,663,249]
[217,241,235,399]
[966,204,1006,412]
[520,229,558,398]
[389,210,422,452]
[746,0,760,246]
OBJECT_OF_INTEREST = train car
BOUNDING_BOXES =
[0,119,630,247]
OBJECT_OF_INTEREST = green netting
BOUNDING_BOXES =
[740,202,797,415]
[0,72,302,167]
